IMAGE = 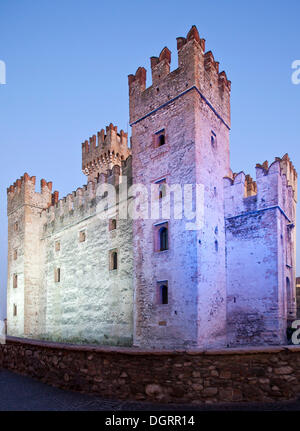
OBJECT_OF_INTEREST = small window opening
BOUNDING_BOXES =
[158,134,165,146]
[55,268,61,283]
[13,274,18,289]
[13,304,17,317]
[79,230,86,243]
[55,241,60,252]
[110,250,118,270]
[215,240,219,252]
[160,284,168,305]
[109,219,117,231]
[155,129,166,147]
[13,249,18,260]
[159,226,168,251]
[14,222,19,232]
[159,183,166,200]
[211,131,216,148]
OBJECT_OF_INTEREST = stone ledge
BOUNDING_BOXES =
[4,336,299,356]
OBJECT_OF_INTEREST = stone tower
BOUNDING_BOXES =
[128,25,231,349]
[82,123,130,183]
[224,155,297,346]
[7,174,54,337]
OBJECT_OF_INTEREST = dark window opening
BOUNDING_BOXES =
[13,304,17,317]
[211,131,216,148]
[13,274,17,289]
[55,268,61,283]
[110,251,118,270]
[159,227,168,251]
[109,219,117,231]
[215,240,219,252]
[160,284,168,305]
[158,134,165,146]
[155,129,166,148]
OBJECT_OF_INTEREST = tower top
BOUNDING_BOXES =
[82,123,131,182]
[128,25,231,128]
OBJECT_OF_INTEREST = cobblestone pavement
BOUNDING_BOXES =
[0,368,300,411]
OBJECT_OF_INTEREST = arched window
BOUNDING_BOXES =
[160,284,168,305]
[159,226,168,251]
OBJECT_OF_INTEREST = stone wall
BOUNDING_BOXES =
[1,336,300,405]
[224,157,297,347]
[6,158,134,347]
[129,25,231,350]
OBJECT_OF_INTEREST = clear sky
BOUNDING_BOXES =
[0,0,300,320]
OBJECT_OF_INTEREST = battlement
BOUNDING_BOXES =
[7,173,55,215]
[224,154,298,220]
[42,156,132,232]
[128,25,231,127]
[82,123,131,182]
[256,153,297,199]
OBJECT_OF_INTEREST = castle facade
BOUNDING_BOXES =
[6,26,297,349]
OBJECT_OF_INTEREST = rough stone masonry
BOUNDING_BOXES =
[6,25,298,349]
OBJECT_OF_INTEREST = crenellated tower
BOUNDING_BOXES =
[129,25,231,349]
[7,174,55,337]
[224,154,297,346]
[82,123,131,183]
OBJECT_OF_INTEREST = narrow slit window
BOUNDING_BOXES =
[13,304,17,317]
[110,250,118,270]
[13,274,18,289]
[55,268,61,283]
[211,130,216,148]
[158,282,169,305]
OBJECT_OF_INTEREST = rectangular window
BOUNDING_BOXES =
[154,178,167,200]
[154,129,166,148]
[54,268,61,283]
[13,274,18,289]
[14,222,19,232]
[79,230,86,243]
[109,219,117,231]
[13,249,18,260]
[55,241,60,252]
[157,281,169,305]
[13,304,17,317]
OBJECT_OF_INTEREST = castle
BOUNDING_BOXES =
[6,26,297,349]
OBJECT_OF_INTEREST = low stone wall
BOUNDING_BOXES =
[1,336,300,404]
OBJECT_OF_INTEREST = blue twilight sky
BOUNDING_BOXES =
[0,0,300,320]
